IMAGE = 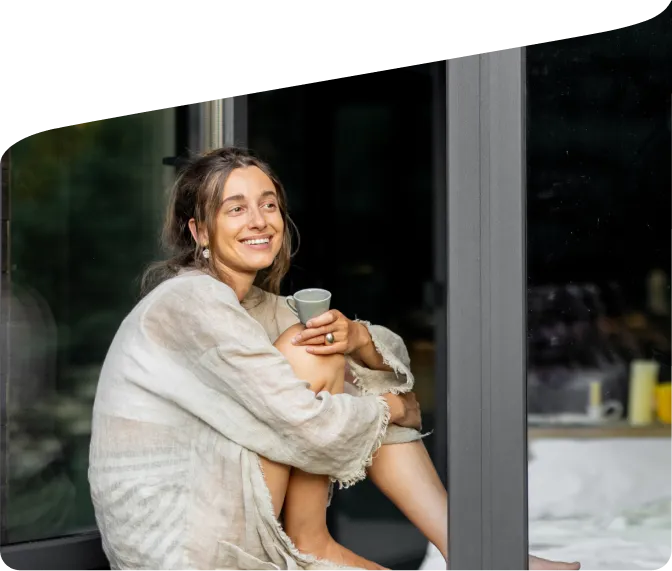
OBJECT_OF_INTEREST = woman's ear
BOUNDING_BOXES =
[188,218,209,247]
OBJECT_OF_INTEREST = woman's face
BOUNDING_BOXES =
[209,166,284,275]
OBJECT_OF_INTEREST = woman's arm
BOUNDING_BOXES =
[347,321,428,443]
[349,321,393,372]
[138,275,416,488]
[295,310,414,396]
[295,307,425,446]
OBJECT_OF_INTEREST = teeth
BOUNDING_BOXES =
[243,238,270,245]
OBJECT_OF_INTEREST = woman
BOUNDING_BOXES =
[89,147,579,570]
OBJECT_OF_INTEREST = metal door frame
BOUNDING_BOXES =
[190,96,248,150]
[445,48,528,570]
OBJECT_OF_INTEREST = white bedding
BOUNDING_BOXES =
[420,438,671,570]
[529,502,670,570]
[529,438,670,570]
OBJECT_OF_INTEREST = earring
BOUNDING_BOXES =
[202,246,210,259]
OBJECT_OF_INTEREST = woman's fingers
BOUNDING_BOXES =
[306,342,347,355]
[297,335,325,346]
[292,325,333,343]
[291,309,349,351]
[305,310,337,329]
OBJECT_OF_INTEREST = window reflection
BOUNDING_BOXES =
[5,110,175,543]
[526,6,671,569]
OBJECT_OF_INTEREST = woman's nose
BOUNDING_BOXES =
[248,207,267,229]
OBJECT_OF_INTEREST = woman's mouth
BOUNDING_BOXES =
[240,236,272,250]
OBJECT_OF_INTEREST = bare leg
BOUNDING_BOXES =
[367,441,447,559]
[367,441,580,570]
[262,326,579,570]
[260,324,384,570]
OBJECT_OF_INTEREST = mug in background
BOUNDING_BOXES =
[587,380,624,422]
[587,400,624,422]
[286,288,332,325]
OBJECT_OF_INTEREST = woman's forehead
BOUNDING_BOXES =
[222,166,275,199]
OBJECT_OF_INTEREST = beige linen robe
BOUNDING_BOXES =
[88,271,422,570]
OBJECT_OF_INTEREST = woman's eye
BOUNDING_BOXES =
[230,206,243,213]
[263,203,277,210]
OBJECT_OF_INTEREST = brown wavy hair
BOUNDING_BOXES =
[140,147,296,297]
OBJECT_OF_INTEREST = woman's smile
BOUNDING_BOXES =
[191,165,285,277]
[239,233,273,250]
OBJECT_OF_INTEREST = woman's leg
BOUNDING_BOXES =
[367,441,580,570]
[262,325,578,570]
[367,440,447,559]
[260,324,384,570]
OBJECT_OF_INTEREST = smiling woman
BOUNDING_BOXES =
[187,167,285,298]
[83,146,585,570]
[88,146,433,570]
[140,149,296,299]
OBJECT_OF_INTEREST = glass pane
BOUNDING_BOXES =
[4,110,175,544]
[526,7,671,570]
[249,65,440,569]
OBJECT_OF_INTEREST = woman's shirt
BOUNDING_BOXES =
[88,271,421,570]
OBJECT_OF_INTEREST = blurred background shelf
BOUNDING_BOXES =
[528,421,671,440]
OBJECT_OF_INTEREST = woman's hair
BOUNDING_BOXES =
[140,147,296,298]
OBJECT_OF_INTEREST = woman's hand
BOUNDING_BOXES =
[383,392,422,430]
[291,310,367,356]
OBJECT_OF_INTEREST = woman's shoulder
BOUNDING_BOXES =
[140,271,243,331]
[140,273,262,350]
[152,270,239,306]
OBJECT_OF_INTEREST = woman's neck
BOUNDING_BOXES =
[214,261,257,301]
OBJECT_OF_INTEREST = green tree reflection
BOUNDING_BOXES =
[8,109,174,542]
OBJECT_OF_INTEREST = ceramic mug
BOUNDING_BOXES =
[286,288,332,325]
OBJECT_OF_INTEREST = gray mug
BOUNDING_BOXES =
[286,288,332,325]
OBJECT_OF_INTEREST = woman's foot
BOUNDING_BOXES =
[529,554,581,570]
[294,534,386,570]
[321,539,387,570]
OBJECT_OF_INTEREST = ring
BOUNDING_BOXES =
[325,333,335,345]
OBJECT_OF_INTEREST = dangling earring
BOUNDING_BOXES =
[202,246,211,259]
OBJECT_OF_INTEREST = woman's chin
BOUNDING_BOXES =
[246,256,277,272]
[229,247,280,274]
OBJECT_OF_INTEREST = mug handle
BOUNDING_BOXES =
[602,400,624,420]
[286,296,298,316]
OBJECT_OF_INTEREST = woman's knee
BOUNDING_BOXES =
[275,323,305,348]
[274,325,344,392]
